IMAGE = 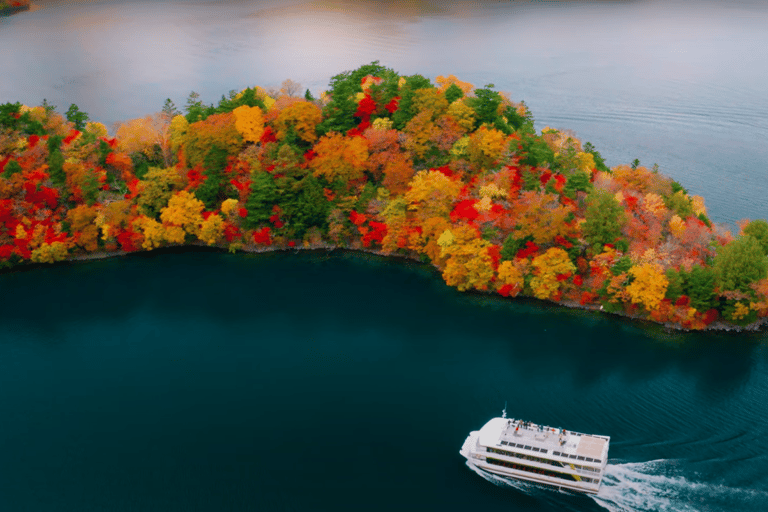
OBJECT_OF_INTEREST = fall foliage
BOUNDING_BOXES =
[1,63,765,331]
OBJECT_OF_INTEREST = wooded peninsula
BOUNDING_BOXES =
[2,63,767,331]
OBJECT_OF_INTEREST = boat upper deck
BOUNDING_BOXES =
[477,417,609,466]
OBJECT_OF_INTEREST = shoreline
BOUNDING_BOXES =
[20,243,764,334]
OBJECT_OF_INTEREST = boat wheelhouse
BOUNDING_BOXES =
[459,412,610,495]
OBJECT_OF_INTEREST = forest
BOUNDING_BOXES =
[1,62,767,330]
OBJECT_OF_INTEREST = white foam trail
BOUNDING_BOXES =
[466,459,767,512]
[592,460,768,512]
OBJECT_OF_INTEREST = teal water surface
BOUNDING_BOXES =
[1,250,767,511]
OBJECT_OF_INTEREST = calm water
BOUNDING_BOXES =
[1,1,768,510]
[0,250,767,511]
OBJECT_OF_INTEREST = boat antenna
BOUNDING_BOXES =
[502,401,507,419]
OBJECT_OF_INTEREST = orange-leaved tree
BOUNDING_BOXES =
[232,105,265,143]
[309,132,369,185]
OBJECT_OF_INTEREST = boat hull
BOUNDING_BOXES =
[463,458,600,495]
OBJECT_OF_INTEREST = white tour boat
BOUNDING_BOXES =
[459,409,610,495]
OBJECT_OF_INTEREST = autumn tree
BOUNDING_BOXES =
[466,125,509,169]
[183,112,243,168]
[115,113,172,167]
[273,101,323,144]
[66,204,100,252]
[530,247,576,300]
[404,170,462,222]
[439,224,495,291]
[160,190,205,242]
[623,262,669,312]
[362,126,401,182]
[382,155,416,196]
[232,105,265,143]
[507,190,577,245]
[309,131,368,186]
[198,212,224,245]
[496,260,525,297]
[136,166,183,218]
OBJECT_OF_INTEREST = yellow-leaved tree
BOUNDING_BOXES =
[169,115,189,158]
[132,215,167,250]
[198,213,224,245]
[31,242,69,263]
[496,260,525,297]
[403,110,438,160]
[530,247,576,300]
[624,262,669,312]
[160,190,205,243]
[273,101,323,143]
[220,198,240,219]
[183,113,243,167]
[404,170,462,222]
[446,100,476,132]
[233,105,265,143]
[466,125,509,169]
[439,224,495,291]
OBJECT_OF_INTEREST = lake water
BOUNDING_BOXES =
[1,1,768,511]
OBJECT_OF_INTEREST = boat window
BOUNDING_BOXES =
[570,455,577,459]
[486,457,586,483]
[524,446,531,450]
[553,451,561,456]
[577,456,585,461]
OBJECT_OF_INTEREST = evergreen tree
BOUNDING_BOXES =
[65,103,89,130]
[582,189,627,253]
[583,142,610,173]
[244,171,278,229]
[162,98,180,119]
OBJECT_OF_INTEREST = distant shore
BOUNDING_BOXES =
[0,1,31,17]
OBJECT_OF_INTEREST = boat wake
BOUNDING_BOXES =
[467,459,767,511]
[593,460,766,512]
